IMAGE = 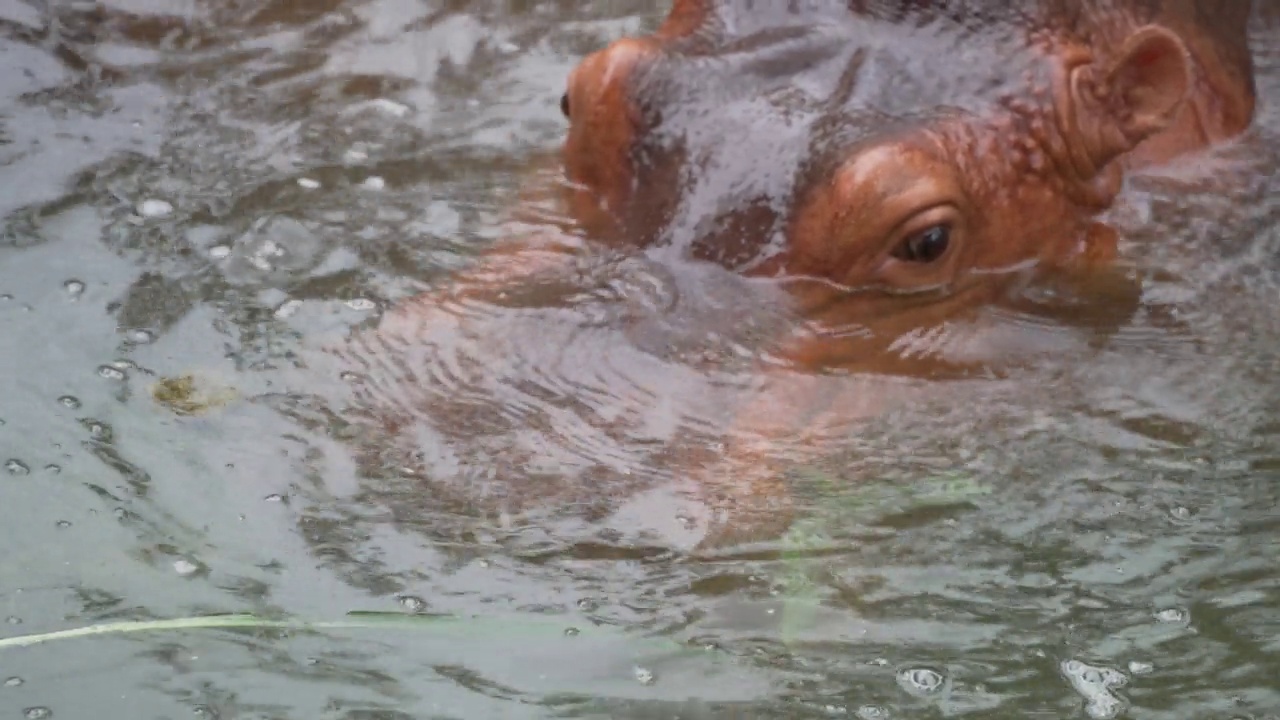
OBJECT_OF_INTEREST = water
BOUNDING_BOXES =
[1,2,1278,718]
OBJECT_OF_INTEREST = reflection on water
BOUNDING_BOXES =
[1,1,1278,717]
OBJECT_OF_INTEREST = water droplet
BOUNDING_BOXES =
[137,198,173,217]
[345,298,376,311]
[23,707,51,719]
[632,665,656,686]
[63,279,85,298]
[897,666,947,696]
[6,460,30,476]
[173,560,200,576]
[3,676,22,687]
[97,365,126,381]
[297,178,321,190]
[126,328,155,344]
[44,464,61,475]
[208,245,231,259]
[1127,661,1153,675]
[1154,608,1188,624]
[55,520,71,529]
[274,299,302,319]
[397,595,427,613]
[563,627,580,637]
[361,176,385,191]
[57,395,81,409]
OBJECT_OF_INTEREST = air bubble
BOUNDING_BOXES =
[1127,661,1153,675]
[297,178,321,190]
[44,464,61,475]
[84,421,111,441]
[1061,659,1127,719]
[3,677,22,687]
[897,666,947,696]
[137,198,174,217]
[173,560,200,576]
[345,298,376,311]
[264,493,285,503]
[97,365,127,381]
[632,665,656,686]
[64,279,85,298]
[55,520,71,529]
[57,395,81,409]
[1154,608,1188,624]
[23,707,51,719]
[5,459,30,476]
[208,245,231,259]
[126,328,155,344]
[361,176,385,191]
[563,627,580,637]
[856,707,889,720]
[7,616,21,624]
[397,595,428,613]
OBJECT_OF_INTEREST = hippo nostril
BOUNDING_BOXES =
[560,92,570,119]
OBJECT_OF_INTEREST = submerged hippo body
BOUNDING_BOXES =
[561,0,1256,330]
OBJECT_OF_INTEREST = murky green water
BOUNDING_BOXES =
[1,2,1278,718]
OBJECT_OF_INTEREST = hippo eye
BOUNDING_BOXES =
[559,92,570,119]
[892,224,951,263]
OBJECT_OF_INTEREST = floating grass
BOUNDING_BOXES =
[0,612,690,656]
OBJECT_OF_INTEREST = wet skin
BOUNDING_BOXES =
[372,0,1258,546]
[560,1,1255,343]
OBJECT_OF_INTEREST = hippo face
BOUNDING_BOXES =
[558,3,1204,320]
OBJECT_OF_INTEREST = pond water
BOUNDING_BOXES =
[1,2,1278,718]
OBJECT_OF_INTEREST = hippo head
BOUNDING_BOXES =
[557,2,1196,326]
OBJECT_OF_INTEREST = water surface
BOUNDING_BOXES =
[1,2,1278,718]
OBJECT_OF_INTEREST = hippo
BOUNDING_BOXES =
[557,1,1256,342]
[346,0,1259,548]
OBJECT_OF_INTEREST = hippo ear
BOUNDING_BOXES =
[1072,25,1191,168]
[1101,26,1192,141]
